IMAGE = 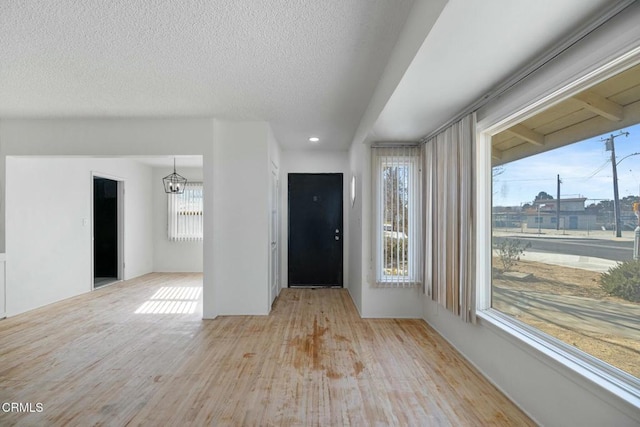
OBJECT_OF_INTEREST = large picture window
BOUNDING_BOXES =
[490,63,640,383]
[372,146,422,287]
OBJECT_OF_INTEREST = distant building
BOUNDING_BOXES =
[525,197,596,230]
[492,206,523,228]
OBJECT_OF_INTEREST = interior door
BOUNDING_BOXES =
[269,167,280,305]
[288,173,343,287]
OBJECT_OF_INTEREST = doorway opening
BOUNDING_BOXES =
[288,173,343,287]
[269,163,280,305]
[93,175,124,288]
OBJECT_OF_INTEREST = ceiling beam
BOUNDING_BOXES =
[492,147,503,160]
[494,99,640,166]
[572,91,623,121]
[505,124,545,146]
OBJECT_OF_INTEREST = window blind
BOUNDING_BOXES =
[168,182,203,241]
[372,145,422,287]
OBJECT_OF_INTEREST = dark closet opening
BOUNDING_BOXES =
[93,177,119,288]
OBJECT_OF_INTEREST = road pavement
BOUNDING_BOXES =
[493,235,633,262]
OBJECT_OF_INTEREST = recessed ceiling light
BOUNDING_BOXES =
[309,137,320,142]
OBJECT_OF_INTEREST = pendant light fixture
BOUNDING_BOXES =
[163,158,188,194]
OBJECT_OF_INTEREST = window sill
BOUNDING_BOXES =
[373,281,421,288]
[477,308,640,417]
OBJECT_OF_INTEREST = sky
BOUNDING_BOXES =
[493,123,640,207]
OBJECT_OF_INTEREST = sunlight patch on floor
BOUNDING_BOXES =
[135,286,202,314]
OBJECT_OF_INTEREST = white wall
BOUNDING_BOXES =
[347,143,363,314]
[280,150,349,290]
[420,5,640,426]
[268,127,281,173]
[0,255,6,318]
[352,0,448,146]
[0,118,218,317]
[267,127,282,304]
[212,120,271,315]
[5,157,153,316]
[347,142,423,318]
[152,166,204,272]
[0,118,281,318]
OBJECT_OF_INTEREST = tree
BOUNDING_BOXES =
[496,238,531,273]
[621,195,640,212]
[383,165,409,233]
[534,191,554,202]
[586,203,600,214]
[383,165,410,272]
[596,199,614,211]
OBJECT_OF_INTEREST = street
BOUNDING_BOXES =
[493,235,633,262]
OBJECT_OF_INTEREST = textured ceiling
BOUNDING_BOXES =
[370,0,613,143]
[0,0,415,150]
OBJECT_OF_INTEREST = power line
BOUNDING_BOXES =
[585,158,612,179]
[493,177,556,183]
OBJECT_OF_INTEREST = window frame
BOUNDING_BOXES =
[476,50,640,409]
[373,149,421,286]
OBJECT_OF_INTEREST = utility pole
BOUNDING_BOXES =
[556,174,561,230]
[604,131,630,238]
[634,202,640,260]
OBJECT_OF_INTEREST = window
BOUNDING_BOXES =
[168,182,203,241]
[372,146,422,287]
[489,63,640,385]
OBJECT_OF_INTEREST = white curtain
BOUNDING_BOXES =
[372,145,423,287]
[424,113,476,322]
[168,182,204,241]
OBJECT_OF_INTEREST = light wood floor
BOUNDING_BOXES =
[0,273,534,426]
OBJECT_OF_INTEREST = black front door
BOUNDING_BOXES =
[288,173,343,287]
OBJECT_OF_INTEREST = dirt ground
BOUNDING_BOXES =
[492,258,640,379]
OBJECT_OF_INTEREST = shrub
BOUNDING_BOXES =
[496,238,531,273]
[600,260,640,302]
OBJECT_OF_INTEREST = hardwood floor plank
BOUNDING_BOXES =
[0,274,534,426]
